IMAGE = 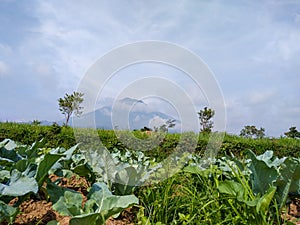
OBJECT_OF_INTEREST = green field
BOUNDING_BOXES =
[0,122,300,224]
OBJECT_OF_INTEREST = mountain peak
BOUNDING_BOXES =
[119,97,146,105]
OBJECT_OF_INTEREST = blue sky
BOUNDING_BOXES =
[0,0,299,136]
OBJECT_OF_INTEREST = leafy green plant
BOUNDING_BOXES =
[0,139,69,223]
[0,200,18,224]
[52,182,138,225]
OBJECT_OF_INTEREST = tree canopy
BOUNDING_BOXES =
[240,125,265,139]
[198,107,215,133]
[284,126,300,138]
[58,91,84,126]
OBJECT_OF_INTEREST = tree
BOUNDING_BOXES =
[140,126,152,132]
[58,91,84,126]
[31,120,41,126]
[240,125,265,139]
[154,119,176,133]
[284,126,300,138]
[198,107,215,133]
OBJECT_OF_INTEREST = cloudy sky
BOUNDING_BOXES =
[0,0,299,136]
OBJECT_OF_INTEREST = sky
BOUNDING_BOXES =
[0,0,300,137]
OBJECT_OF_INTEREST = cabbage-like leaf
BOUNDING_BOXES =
[0,139,22,164]
[53,182,138,225]
[247,150,279,194]
[218,180,245,200]
[0,169,38,196]
[0,200,18,223]
[52,190,83,216]
[275,157,299,209]
[256,186,276,214]
[35,153,63,187]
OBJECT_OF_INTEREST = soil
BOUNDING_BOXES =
[0,174,299,224]
[283,198,300,224]
[0,175,137,225]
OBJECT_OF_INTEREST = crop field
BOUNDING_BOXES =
[0,123,300,225]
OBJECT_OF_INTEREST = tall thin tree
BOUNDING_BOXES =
[198,107,215,133]
[58,91,84,126]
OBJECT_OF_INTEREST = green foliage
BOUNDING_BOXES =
[52,182,139,225]
[0,137,300,224]
[240,125,265,139]
[58,91,84,126]
[0,200,18,224]
[0,122,76,148]
[136,150,300,224]
[1,123,300,159]
[198,107,215,133]
[0,139,66,223]
[284,126,300,139]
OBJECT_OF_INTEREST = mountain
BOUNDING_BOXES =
[72,97,179,131]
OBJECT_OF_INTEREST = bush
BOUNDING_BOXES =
[0,122,299,159]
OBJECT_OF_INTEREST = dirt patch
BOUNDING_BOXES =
[13,199,70,225]
[105,207,138,225]
[283,198,300,225]
[0,175,136,225]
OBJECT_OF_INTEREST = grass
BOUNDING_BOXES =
[135,167,282,225]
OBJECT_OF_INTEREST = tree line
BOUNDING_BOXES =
[56,91,300,138]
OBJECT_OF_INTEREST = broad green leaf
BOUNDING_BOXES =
[46,181,66,204]
[52,190,83,216]
[256,151,285,168]
[114,166,138,195]
[100,194,139,219]
[218,180,245,200]
[46,220,60,225]
[0,169,38,196]
[35,153,63,187]
[0,200,18,223]
[84,148,117,184]
[275,157,299,209]
[73,164,92,177]
[86,183,138,221]
[243,199,259,207]
[50,145,79,172]
[63,144,79,160]
[1,139,17,151]
[70,213,103,225]
[0,170,10,183]
[26,139,45,159]
[0,139,22,163]
[15,159,29,172]
[247,150,279,194]
[183,165,204,174]
[53,182,138,225]
[256,186,276,214]
[88,182,111,202]
[290,160,300,194]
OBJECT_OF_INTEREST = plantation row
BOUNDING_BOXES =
[0,137,299,224]
[0,122,300,159]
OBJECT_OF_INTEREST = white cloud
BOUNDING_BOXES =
[0,61,9,77]
[0,43,13,55]
[248,90,277,106]
[148,116,166,129]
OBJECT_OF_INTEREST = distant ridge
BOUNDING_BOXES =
[71,97,179,131]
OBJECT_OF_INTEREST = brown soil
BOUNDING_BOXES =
[283,198,300,224]
[0,175,136,225]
